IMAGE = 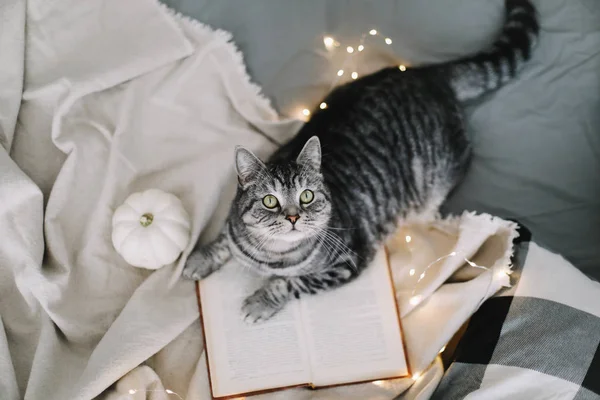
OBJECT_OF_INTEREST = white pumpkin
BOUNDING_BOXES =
[112,189,191,269]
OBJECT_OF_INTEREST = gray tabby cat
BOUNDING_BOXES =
[183,0,539,323]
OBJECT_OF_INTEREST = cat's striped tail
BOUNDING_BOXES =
[447,0,539,101]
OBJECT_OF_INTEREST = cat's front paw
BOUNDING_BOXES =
[241,289,283,324]
[182,250,218,280]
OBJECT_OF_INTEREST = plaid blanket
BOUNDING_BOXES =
[432,225,600,399]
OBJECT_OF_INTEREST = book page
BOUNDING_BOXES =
[199,262,312,398]
[301,247,409,387]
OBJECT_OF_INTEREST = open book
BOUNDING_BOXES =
[196,247,410,399]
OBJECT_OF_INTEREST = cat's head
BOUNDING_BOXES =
[233,137,331,244]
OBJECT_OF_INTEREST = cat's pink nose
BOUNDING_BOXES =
[285,214,300,224]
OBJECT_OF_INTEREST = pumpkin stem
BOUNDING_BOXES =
[140,213,154,227]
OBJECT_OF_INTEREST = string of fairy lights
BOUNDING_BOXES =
[400,234,511,310]
[298,29,408,120]
[377,233,512,386]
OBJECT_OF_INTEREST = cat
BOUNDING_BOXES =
[183,0,539,323]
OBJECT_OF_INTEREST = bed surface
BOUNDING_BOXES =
[162,0,600,278]
[0,1,597,398]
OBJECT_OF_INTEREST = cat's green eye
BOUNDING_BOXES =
[262,194,279,209]
[299,189,314,204]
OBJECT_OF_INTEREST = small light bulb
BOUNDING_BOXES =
[369,29,377,35]
[409,295,422,306]
[323,36,334,48]
[450,251,457,256]
[399,64,406,71]
[419,272,425,279]
[405,235,412,243]
[385,38,392,45]
[346,46,354,53]
[166,389,174,394]
[358,45,364,51]
[129,389,137,394]
[439,345,447,354]
[302,109,310,117]
[372,380,385,387]
[337,69,344,76]
[351,72,358,79]
[319,102,328,109]
[409,269,415,276]
[412,372,421,381]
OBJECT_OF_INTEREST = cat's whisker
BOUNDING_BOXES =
[323,226,356,231]
[322,233,359,272]
[320,229,359,258]
[306,224,335,258]
[305,228,338,268]
[315,230,357,271]
[246,231,276,263]
[313,239,334,271]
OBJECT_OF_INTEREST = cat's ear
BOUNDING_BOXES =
[296,136,321,170]
[235,146,266,186]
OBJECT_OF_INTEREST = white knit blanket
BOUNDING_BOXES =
[0,1,517,399]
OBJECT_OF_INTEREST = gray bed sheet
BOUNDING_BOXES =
[162,0,600,278]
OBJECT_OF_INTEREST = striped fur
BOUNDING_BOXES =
[447,0,539,101]
[183,0,539,323]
